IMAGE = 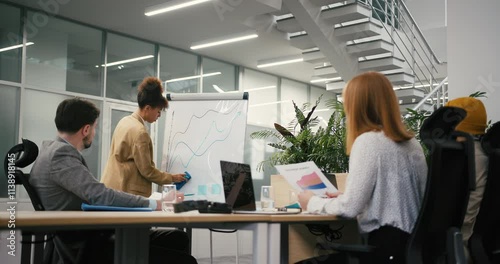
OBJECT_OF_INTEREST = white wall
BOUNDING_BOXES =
[401,0,448,78]
[447,0,500,123]
[405,0,447,31]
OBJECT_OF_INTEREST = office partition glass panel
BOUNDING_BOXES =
[106,33,155,102]
[201,58,237,93]
[242,69,279,183]
[243,69,278,128]
[23,90,102,177]
[25,12,103,96]
[156,113,166,168]
[310,86,336,130]
[0,4,22,82]
[280,79,308,128]
[0,85,20,197]
[160,46,199,93]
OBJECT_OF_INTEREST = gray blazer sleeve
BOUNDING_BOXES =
[51,144,150,207]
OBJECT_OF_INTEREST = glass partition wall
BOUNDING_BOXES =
[25,12,103,96]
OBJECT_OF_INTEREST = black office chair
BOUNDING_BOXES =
[4,139,52,264]
[469,121,500,264]
[407,106,474,264]
[4,139,85,264]
[310,107,472,264]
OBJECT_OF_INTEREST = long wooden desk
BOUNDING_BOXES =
[1,211,338,264]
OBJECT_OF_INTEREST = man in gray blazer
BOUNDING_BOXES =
[30,98,196,264]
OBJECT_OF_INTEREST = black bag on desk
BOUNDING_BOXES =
[173,200,232,214]
[198,202,232,214]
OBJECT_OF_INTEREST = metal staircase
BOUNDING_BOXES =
[275,0,447,113]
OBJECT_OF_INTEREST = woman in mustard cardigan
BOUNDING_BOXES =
[101,77,186,197]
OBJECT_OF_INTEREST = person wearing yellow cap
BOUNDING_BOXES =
[446,97,488,262]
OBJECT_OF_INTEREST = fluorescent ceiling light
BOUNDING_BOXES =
[101,55,154,67]
[211,85,239,93]
[0,42,34,53]
[165,72,221,83]
[257,54,303,68]
[310,77,342,83]
[245,85,276,92]
[190,31,258,50]
[212,85,224,93]
[145,0,211,16]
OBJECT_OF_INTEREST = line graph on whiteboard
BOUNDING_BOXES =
[161,99,248,202]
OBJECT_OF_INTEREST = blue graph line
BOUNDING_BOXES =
[170,102,239,142]
[168,110,242,168]
[165,101,243,170]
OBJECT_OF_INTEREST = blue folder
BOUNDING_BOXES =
[81,203,153,212]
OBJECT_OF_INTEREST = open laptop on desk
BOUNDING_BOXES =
[220,160,301,215]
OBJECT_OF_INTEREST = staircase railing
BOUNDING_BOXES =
[412,77,448,111]
[355,0,447,111]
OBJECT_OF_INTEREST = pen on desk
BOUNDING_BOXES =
[184,193,195,196]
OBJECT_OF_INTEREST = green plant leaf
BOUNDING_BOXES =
[250,95,349,173]
[274,123,295,140]
[469,91,487,98]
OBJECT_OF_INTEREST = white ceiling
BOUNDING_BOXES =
[10,0,321,86]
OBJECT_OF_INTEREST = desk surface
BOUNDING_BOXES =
[0,211,338,228]
[1,211,340,264]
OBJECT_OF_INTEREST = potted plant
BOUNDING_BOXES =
[250,95,349,174]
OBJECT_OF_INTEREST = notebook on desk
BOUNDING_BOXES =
[220,160,301,215]
[81,203,153,212]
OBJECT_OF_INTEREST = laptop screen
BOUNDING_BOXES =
[220,160,256,211]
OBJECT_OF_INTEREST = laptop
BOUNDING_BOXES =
[220,160,301,215]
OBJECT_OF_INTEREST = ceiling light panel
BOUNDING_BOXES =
[190,30,258,50]
[0,42,34,53]
[145,0,211,16]
[257,54,303,68]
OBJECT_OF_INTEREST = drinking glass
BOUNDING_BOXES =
[162,184,177,213]
[260,186,275,210]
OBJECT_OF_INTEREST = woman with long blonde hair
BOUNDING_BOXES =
[298,72,428,263]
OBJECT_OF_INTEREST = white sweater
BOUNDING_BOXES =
[307,131,428,234]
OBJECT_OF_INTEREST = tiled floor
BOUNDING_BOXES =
[197,254,252,264]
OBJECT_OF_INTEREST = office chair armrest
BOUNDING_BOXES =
[447,227,466,264]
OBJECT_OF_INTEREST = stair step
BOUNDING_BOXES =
[346,39,393,57]
[303,50,327,64]
[321,3,371,25]
[326,81,346,93]
[276,17,303,33]
[334,20,382,41]
[395,88,425,104]
[290,34,316,50]
[313,66,340,79]
[310,0,347,6]
[385,72,415,85]
[359,56,405,71]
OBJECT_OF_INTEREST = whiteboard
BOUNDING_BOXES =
[161,93,249,202]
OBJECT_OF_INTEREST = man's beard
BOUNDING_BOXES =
[83,135,92,149]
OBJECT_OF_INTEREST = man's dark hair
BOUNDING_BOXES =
[55,98,100,133]
[137,77,168,109]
